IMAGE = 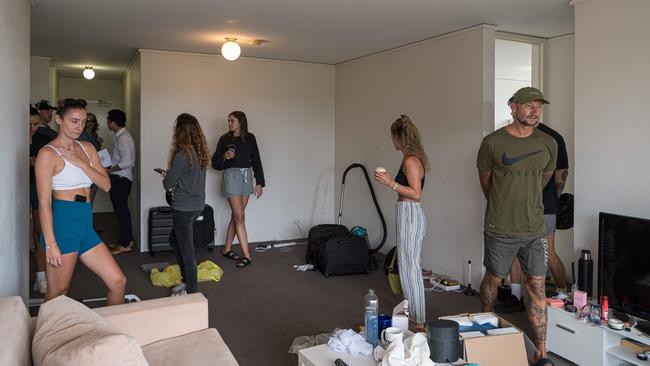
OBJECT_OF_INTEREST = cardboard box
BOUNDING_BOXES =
[621,337,650,353]
[440,312,528,366]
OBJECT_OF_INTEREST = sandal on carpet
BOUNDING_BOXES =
[221,250,241,260]
[235,257,252,268]
[534,357,555,366]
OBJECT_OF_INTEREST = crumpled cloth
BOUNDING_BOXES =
[380,332,434,366]
[150,260,224,287]
[288,329,339,354]
[327,329,373,356]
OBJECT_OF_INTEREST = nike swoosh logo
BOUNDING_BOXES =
[501,150,544,166]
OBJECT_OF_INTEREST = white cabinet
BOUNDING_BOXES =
[547,306,650,366]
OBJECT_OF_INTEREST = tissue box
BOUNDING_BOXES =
[392,300,409,335]
[440,312,527,366]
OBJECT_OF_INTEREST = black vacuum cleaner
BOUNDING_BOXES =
[306,163,387,277]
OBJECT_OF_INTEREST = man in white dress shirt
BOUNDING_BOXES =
[106,109,136,254]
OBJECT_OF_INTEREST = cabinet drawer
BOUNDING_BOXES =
[547,308,603,366]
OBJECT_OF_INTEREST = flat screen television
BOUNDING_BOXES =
[598,212,650,321]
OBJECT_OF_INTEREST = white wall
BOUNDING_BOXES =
[0,0,30,302]
[123,53,142,250]
[58,77,124,213]
[543,34,575,279]
[335,25,495,287]
[139,50,335,251]
[30,56,50,104]
[573,0,650,294]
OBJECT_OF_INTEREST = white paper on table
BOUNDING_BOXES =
[98,149,112,167]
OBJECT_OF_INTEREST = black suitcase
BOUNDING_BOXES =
[306,224,350,265]
[149,207,174,255]
[193,204,215,250]
[317,235,370,277]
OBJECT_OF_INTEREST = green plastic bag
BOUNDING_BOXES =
[150,260,224,288]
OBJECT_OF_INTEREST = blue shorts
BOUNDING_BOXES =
[40,199,101,255]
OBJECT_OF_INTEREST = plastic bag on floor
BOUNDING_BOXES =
[197,260,224,283]
[150,265,182,287]
[150,260,224,287]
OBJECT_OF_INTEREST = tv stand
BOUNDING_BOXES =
[547,306,650,366]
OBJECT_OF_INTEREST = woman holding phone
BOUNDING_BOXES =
[157,113,209,295]
[374,114,429,332]
[212,111,265,268]
[35,98,126,304]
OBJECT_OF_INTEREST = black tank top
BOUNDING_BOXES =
[395,165,425,188]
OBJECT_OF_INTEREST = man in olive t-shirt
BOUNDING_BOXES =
[476,87,557,365]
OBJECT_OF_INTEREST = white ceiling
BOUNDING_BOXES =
[31,0,574,80]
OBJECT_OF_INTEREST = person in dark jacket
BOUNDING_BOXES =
[158,113,209,295]
[211,111,265,268]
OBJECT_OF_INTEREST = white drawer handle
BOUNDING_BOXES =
[556,324,576,334]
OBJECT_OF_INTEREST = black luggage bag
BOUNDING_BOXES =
[306,224,350,265]
[193,204,215,250]
[316,235,370,278]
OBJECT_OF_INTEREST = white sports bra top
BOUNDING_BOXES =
[46,141,93,190]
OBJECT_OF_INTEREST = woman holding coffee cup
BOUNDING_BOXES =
[374,114,429,332]
[211,111,265,268]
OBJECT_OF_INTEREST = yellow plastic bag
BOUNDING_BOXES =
[197,260,223,283]
[150,261,224,288]
[150,265,182,288]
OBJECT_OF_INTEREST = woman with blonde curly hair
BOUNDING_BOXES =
[374,114,429,331]
[157,113,209,295]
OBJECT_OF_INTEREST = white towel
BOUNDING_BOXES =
[327,337,347,352]
[348,339,373,356]
[472,314,499,328]
[381,332,434,366]
[445,316,473,327]
[327,329,372,356]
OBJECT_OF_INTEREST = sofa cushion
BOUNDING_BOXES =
[0,296,33,366]
[142,328,238,366]
[32,295,149,366]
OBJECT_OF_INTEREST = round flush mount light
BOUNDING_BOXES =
[221,38,241,61]
[83,66,95,80]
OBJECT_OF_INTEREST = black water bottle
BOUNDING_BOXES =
[578,250,593,298]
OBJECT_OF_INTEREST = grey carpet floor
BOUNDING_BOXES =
[29,213,575,366]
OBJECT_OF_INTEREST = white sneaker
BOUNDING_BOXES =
[33,276,47,295]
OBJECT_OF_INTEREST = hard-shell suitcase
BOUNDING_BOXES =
[306,224,350,265]
[317,235,370,277]
[148,207,174,255]
[193,204,215,250]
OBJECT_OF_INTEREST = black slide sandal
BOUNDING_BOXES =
[235,257,252,268]
[222,251,241,260]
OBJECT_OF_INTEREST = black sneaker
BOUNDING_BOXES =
[496,298,526,314]
[497,293,519,307]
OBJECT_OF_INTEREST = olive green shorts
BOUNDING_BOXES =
[483,231,548,278]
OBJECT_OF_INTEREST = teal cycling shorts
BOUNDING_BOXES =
[40,199,101,255]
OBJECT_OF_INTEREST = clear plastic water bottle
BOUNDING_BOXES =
[364,289,379,347]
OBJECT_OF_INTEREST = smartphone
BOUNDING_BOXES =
[154,168,166,174]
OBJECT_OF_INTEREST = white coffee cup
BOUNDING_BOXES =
[381,327,403,347]
[375,167,387,174]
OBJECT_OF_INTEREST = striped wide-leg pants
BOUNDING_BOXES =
[396,201,427,324]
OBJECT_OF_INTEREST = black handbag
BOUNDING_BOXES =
[556,193,574,230]
[165,189,174,205]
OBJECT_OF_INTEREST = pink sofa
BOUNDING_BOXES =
[0,293,238,366]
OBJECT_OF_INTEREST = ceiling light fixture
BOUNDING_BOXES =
[221,38,241,61]
[82,66,95,80]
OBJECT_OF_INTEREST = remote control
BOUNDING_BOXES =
[334,358,349,366]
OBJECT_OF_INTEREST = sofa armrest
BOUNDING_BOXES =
[93,293,209,346]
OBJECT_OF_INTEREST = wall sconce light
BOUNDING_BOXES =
[221,38,241,61]
[83,66,95,80]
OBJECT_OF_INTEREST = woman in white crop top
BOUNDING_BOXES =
[35,98,126,305]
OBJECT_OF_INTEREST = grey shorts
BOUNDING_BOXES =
[223,168,254,198]
[544,214,556,236]
[483,231,548,278]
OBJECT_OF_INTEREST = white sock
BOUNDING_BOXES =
[511,283,522,300]
[36,271,45,280]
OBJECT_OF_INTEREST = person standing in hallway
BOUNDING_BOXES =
[212,111,265,268]
[34,100,58,139]
[374,114,428,332]
[105,109,136,254]
[157,113,209,295]
[476,87,557,366]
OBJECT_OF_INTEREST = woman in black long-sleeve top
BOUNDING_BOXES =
[211,111,265,268]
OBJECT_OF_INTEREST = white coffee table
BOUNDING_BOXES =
[298,344,466,366]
